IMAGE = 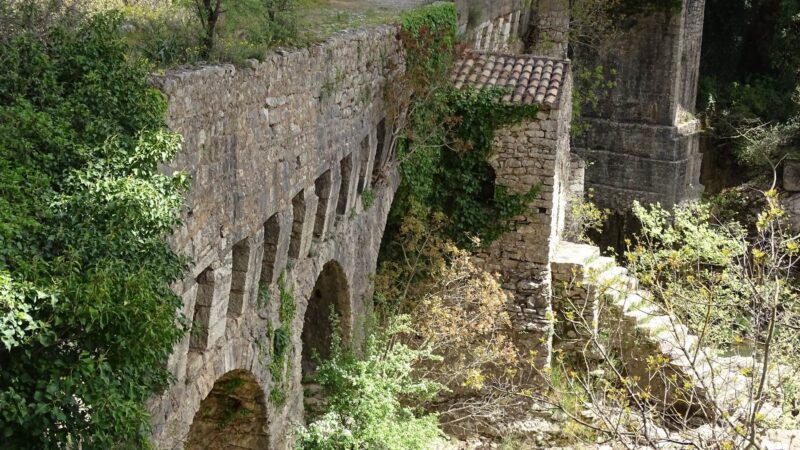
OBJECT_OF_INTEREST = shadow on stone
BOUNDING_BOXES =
[186,369,268,450]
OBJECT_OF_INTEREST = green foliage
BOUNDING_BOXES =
[257,280,271,309]
[571,65,617,136]
[394,85,541,248]
[361,188,375,209]
[706,185,760,225]
[438,88,541,246]
[268,272,295,406]
[388,3,541,249]
[0,11,187,448]
[69,0,408,69]
[699,0,800,177]
[624,194,800,435]
[567,0,682,53]
[700,0,799,121]
[728,88,800,172]
[278,273,296,323]
[129,0,301,66]
[399,3,457,77]
[626,201,752,346]
[295,317,444,450]
[737,116,800,171]
[121,3,203,68]
[563,188,609,243]
[185,0,300,62]
[388,3,458,225]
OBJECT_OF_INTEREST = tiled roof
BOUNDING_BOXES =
[452,52,569,107]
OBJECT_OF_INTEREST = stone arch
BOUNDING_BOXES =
[301,260,351,377]
[185,369,268,450]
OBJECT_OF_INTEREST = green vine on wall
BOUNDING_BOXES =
[267,271,295,406]
[440,87,541,246]
[385,4,543,250]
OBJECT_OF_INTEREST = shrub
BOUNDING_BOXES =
[0,11,187,447]
[374,208,525,435]
[385,3,542,251]
[563,188,609,244]
[122,3,202,68]
[542,193,800,447]
[295,318,444,450]
[627,201,750,346]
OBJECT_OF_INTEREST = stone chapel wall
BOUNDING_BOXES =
[474,71,573,370]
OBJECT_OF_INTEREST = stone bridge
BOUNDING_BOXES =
[143,0,707,447]
[147,27,402,449]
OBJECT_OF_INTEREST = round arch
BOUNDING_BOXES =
[185,369,268,450]
[301,260,351,377]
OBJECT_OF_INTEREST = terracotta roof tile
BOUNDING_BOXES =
[453,51,569,108]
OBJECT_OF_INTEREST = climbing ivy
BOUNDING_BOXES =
[268,272,295,406]
[387,3,458,228]
[438,88,541,246]
[386,3,541,249]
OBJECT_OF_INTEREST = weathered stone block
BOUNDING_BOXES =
[784,161,800,192]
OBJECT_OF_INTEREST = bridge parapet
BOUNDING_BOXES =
[148,25,403,449]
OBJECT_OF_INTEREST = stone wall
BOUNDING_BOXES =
[573,0,705,212]
[564,153,586,230]
[475,70,573,370]
[578,2,704,124]
[459,0,528,53]
[147,26,403,449]
[574,119,703,209]
[456,0,525,34]
[676,0,706,118]
[528,0,570,58]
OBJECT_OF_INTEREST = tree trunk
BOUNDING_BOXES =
[200,0,222,59]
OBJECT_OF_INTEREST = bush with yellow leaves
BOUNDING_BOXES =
[375,205,523,434]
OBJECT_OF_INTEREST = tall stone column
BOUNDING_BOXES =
[572,0,705,247]
[529,0,570,59]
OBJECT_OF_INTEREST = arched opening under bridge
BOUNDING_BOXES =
[300,260,351,418]
[185,369,268,450]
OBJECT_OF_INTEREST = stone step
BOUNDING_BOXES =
[653,329,700,358]
[623,303,662,324]
[654,325,699,355]
[586,256,616,277]
[594,265,628,287]
[624,274,639,291]
[614,291,647,313]
[551,241,600,267]
[551,242,775,424]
